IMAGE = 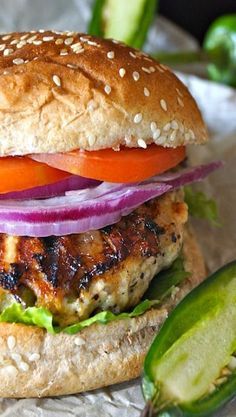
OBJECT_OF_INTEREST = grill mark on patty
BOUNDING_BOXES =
[34,237,82,289]
[78,254,119,290]
[0,263,24,290]
[78,211,165,289]
[36,237,61,287]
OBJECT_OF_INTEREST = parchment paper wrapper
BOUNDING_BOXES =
[0,1,235,415]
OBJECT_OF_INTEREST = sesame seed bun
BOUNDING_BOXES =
[0,30,208,156]
[0,226,205,398]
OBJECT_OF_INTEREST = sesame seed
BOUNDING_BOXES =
[2,35,11,41]
[189,129,195,139]
[153,129,161,140]
[171,120,179,130]
[71,42,83,50]
[138,139,147,149]
[74,337,85,346]
[29,353,40,362]
[55,38,63,45]
[170,130,177,141]
[176,87,183,97]
[27,35,37,43]
[10,40,18,45]
[163,123,171,132]
[185,132,190,141]
[65,37,74,45]
[17,41,26,48]
[160,63,168,71]
[149,66,155,73]
[3,48,13,56]
[150,122,157,132]
[156,136,166,144]
[20,34,28,40]
[4,365,18,376]
[119,68,126,78]
[104,85,111,95]
[34,40,43,46]
[60,49,68,56]
[143,56,153,62]
[75,48,84,54]
[179,122,184,134]
[134,113,142,124]
[12,353,22,362]
[112,39,119,44]
[65,31,76,36]
[107,51,115,59]
[13,58,24,65]
[215,377,227,386]
[129,51,136,59]
[43,36,54,42]
[88,100,96,111]
[228,356,236,371]
[87,40,98,46]
[7,335,16,350]
[88,134,96,146]
[177,97,184,107]
[144,87,150,97]
[142,67,151,74]
[18,361,29,372]
[52,75,61,87]
[133,71,140,81]
[38,29,45,33]
[160,99,167,112]
[67,63,78,69]
[0,44,6,51]
[156,65,165,73]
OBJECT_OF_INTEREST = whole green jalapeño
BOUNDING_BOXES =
[203,15,236,87]
[142,261,236,417]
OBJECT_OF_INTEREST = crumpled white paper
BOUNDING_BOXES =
[0,1,235,415]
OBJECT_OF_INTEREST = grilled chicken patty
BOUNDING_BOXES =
[0,191,187,326]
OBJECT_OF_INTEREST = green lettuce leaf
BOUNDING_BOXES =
[143,256,190,301]
[0,303,55,333]
[0,299,159,335]
[63,299,159,335]
[184,186,220,226]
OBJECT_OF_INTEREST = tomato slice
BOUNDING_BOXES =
[30,145,186,183]
[0,157,70,194]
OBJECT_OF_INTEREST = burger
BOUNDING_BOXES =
[0,30,218,398]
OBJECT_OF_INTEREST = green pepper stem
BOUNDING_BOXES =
[152,47,229,68]
[151,50,209,65]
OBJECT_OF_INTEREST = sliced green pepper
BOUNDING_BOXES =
[142,261,236,417]
[88,0,157,49]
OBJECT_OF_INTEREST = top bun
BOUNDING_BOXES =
[0,31,208,156]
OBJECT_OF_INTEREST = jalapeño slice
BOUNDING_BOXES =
[142,261,236,417]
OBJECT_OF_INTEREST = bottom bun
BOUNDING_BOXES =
[0,226,206,398]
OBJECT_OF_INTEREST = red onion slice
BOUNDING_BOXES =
[0,184,171,236]
[0,176,100,200]
[0,161,222,237]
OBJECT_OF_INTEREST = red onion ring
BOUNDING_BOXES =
[0,161,222,237]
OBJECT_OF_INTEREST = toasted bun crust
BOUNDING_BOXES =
[0,31,208,156]
[0,226,205,398]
